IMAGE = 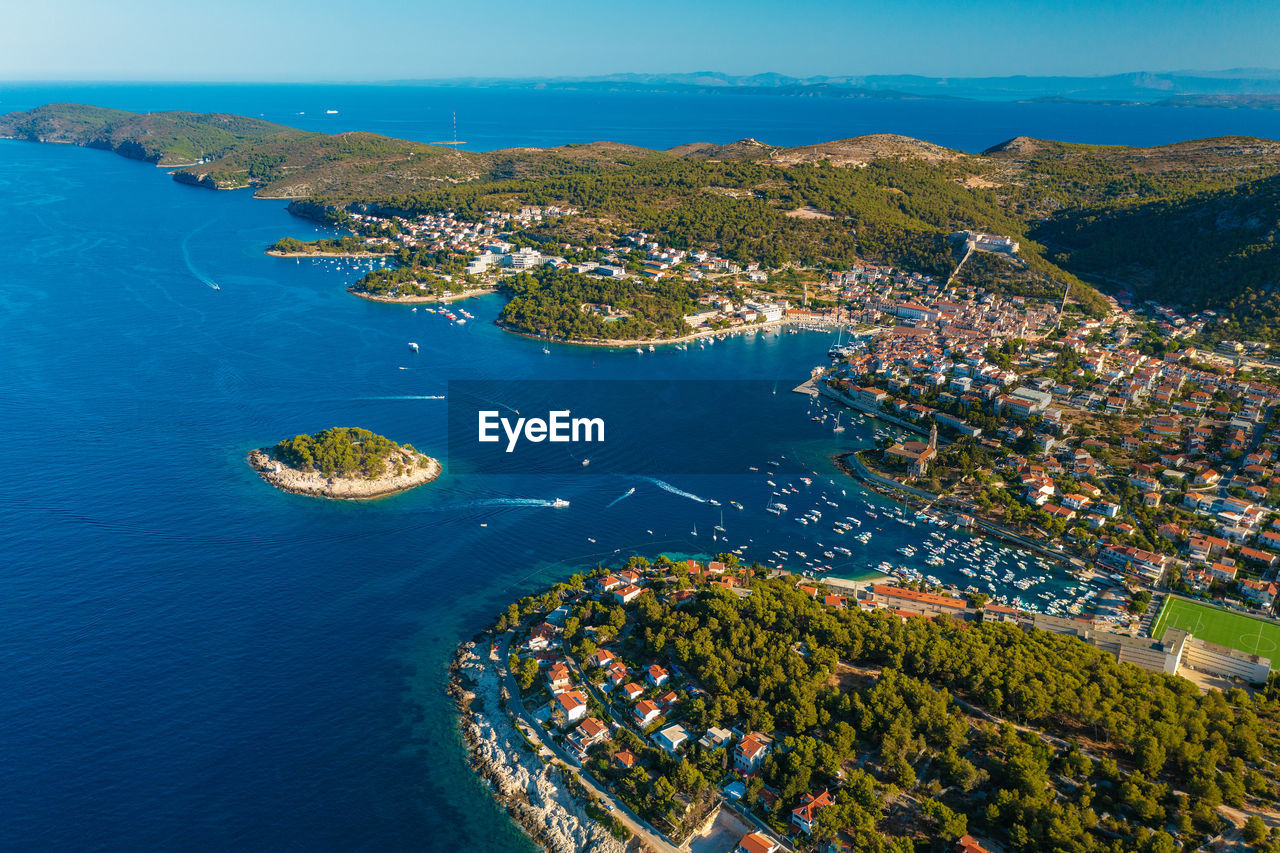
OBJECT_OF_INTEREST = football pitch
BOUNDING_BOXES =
[1153,596,1280,668]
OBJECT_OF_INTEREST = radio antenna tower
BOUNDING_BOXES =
[432,111,466,146]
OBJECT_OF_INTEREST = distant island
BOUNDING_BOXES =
[6,102,1280,341]
[248,427,440,499]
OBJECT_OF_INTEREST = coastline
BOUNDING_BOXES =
[832,450,1087,571]
[246,447,441,500]
[499,314,859,350]
[348,285,498,304]
[449,640,627,853]
[267,249,395,259]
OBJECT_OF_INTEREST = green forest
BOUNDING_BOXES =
[499,267,713,340]
[273,427,414,478]
[10,103,1280,330]
[504,565,1280,852]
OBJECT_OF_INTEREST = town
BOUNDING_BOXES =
[457,556,1280,853]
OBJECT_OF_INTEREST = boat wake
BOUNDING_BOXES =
[357,395,446,400]
[469,498,558,508]
[606,486,637,508]
[181,221,222,291]
[642,477,706,503]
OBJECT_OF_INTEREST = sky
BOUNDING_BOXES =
[3,0,1278,81]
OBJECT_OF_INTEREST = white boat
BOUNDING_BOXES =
[456,318,467,325]
[408,342,419,351]
[325,109,339,114]
[551,498,570,507]
[635,347,643,354]
[581,459,590,466]
[542,347,551,354]
[648,345,655,352]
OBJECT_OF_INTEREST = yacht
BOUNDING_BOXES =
[408,342,419,352]
[551,498,570,508]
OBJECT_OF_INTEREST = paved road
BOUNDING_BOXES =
[497,634,681,853]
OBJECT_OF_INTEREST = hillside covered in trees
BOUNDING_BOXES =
[8,103,1280,329]
[502,563,1280,852]
[272,427,416,478]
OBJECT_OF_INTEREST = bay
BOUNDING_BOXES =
[0,83,1263,851]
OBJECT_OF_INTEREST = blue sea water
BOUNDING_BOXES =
[0,84,1272,851]
[5,81,1280,152]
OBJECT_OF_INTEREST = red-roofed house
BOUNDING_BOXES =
[791,789,834,834]
[647,664,669,687]
[633,699,661,727]
[613,584,646,605]
[546,662,571,693]
[735,732,771,773]
[606,661,629,689]
[736,831,780,853]
[555,690,588,728]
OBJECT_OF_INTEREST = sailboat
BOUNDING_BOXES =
[691,524,697,537]
[714,510,726,533]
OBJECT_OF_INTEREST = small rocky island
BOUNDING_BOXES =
[248,427,440,499]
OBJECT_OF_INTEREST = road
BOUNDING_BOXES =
[496,634,681,853]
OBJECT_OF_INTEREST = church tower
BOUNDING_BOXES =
[928,422,938,452]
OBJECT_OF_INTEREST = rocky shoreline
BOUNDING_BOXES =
[449,641,627,853]
[267,249,394,259]
[246,447,441,500]
[347,285,498,304]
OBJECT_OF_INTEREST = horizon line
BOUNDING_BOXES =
[4,67,1280,87]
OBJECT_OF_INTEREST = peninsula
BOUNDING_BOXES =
[248,427,440,500]
[7,103,1280,342]
[463,557,1280,853]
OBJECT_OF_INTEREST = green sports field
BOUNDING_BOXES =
[1153,596,1280,668]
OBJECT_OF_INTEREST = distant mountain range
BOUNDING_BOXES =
[390,70,1280,108]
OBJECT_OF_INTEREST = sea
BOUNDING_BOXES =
[2,83,1277,852]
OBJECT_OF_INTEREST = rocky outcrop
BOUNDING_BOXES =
[450,642,626,853]
[246,447,440,500]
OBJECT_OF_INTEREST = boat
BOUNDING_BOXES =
[408,342,419,352]
[456,319,467,325]
[543,347,551,354]
[551,498,570,507]
[707,499,721,507]
[730,501,743,510]
[325,109,339,114]
[648,345,655,352]
[635,347,643,354]
[581,459,590,466]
